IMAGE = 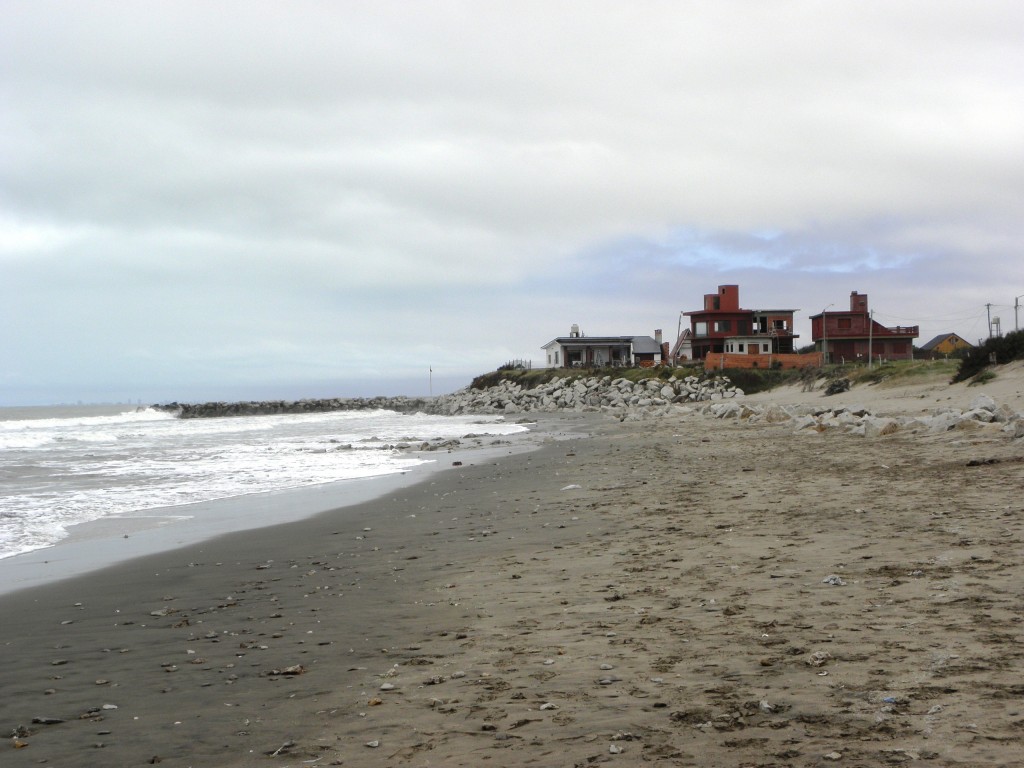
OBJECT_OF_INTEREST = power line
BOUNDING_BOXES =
[871,307,989,325]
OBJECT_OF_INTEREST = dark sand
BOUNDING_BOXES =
[2,403,1024,767]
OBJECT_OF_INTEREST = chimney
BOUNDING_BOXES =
[570,323,580,338]
[654,329,663,344]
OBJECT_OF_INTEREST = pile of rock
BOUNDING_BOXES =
[431,374,741,415]
[153,376,741,420]
[702,393,1024,439]
[155,395,433,419]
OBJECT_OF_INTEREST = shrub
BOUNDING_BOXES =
[952,330,1024,383]
[825,378,851,395]
[968,370,997,387]
[717,367,803,395]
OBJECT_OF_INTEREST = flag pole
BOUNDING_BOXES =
[429,366,433,397]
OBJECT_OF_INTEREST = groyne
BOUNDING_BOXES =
[431,373,740,415]
[153,374,741,419]
[153,395,434,418]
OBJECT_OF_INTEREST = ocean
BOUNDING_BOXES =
[0,404,529,561]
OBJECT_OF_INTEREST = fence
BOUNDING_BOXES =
[704,352,823,370]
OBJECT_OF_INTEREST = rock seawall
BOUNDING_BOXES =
[702,392,1024,439]
[154,396,434,418]
[431,374,741,416]
[154,374,741,419]
[152,379,1024,440]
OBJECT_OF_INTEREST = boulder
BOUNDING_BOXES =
[969,394,997,412]
[863,417,900,437]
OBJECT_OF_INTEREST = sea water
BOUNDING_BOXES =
[0,404,528,560]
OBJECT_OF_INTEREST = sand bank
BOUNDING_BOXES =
[2,374,1023,766]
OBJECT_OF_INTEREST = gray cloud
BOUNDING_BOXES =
[2,1,1023,403]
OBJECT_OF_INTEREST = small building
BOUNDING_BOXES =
[919,332,974,358]
[543,325,667,368]
[683,285,799,359]
[671,328,694,363]
[810,291,918,363]
[723,335,774,355]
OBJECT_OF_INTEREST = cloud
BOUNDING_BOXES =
[2,1,1023,403]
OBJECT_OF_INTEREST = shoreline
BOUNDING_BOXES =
[0,416,571,598]
[0,412,600,767]
[2,385,1023,765]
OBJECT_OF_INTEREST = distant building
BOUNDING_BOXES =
[670,327,694,363]
[542,325,668,368]
[810,291,918,363]
[683,285,799,360]
[919,332,974,358]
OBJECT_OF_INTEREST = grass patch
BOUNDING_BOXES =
[715,368,806,395]
[968,370,997,387]
[469,358,960,395]
[833,359,958,387]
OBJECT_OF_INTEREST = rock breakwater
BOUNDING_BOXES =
[431,374,742,416]
[154,374,742,420]
[153,395,434,418]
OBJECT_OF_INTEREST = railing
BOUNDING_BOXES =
[884,326,919,335]
[691,329,792,338]
[499,359,532,370]
[825,324,919,338]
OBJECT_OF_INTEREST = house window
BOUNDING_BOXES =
[714,320,731,333]
[774,319,787,330]
[554,351,560,364]
[837,317,852,330]
[737,343,745,352]
[763,344,770,352]
[694,322,708,337]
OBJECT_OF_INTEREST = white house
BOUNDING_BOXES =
[543,325,666,368]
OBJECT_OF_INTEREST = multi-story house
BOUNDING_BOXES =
[683,285,799,360]
[810,291,918,363]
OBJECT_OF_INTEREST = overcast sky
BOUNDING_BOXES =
[3,1,1023,405]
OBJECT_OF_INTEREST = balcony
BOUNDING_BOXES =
[825,324,918,339]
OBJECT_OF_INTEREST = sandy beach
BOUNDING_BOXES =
[2,369,1024,767]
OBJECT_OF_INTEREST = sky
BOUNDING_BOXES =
[3,1,1023,406]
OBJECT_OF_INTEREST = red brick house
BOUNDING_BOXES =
[810,291,918,363]
[683,285,799,360]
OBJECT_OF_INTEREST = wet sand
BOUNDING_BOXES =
[2,381,1024,767]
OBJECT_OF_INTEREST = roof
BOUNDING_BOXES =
[920,333,971,351]
[542,335,660,351]
[685,307,797,316]
[629,336,661,354]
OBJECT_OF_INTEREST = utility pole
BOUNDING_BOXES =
[987,303,993,338]
[820,303,834,365]
[1016,295,1023,332]
[868,310,874,369]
